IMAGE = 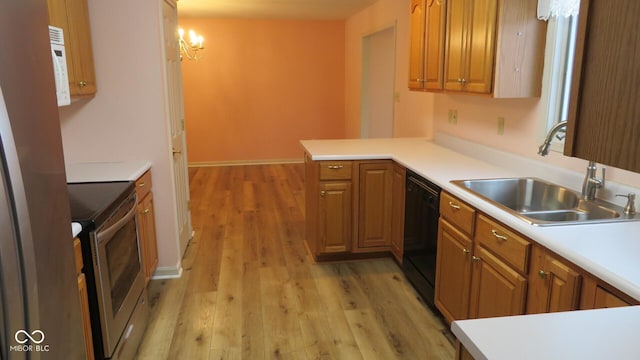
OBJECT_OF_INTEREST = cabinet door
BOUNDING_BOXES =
[444,0,496,93]
[409,0,452,91]
[593,286,631,309]
[463,0,496,93]
[424,0,447,90]
[390,163,406,262]
[408,0,427,89]
[435,219,473,324]
[47,0,96,96]
[77,273,95,359]
[468,245,527,319]
[318,182,352,253]
[357,162,393,250]
[138,193,158,284]
[564,1,640,172]
[443,0,467,91]
[527,247,581,314]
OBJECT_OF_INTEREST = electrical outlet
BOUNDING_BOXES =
[448,109,458,125]
[497,117,505,135]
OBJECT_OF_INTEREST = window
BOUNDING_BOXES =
[540,13,579,151]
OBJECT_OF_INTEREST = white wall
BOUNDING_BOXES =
[59,0,181,273]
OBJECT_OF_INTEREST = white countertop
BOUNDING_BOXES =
[300,137,640,301]
[451,306,640,360]
[66,161,151,183]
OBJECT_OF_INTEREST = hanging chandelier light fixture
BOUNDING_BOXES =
[178,28,204,61]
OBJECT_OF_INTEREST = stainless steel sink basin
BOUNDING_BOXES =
[451,177,636,226]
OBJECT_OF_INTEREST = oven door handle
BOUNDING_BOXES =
[97,195,137,243]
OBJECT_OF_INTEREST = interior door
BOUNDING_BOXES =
[163,0,192,257]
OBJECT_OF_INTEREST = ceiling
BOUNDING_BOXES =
[177,0,379,19]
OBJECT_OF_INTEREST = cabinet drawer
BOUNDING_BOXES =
[476,214,530,273]
[319,161,352,180]
[440,192,475,236]
[136,170,153,200]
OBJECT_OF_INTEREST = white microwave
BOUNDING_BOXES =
[48,26,70,106]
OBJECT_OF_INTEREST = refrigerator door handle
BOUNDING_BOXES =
[0,84,41,354]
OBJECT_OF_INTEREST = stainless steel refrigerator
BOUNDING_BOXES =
[0,0,86,358]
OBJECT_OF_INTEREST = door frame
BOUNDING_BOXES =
[360,22,397,139]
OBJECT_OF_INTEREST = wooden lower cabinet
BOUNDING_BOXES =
[136,170,158,285]
[435,218,473,323]
[318,181,353,253]
[356,162,393,251]
[74,238,94,359]
[304,156,405,260]
[468,244,527,319]
[138,191,159,285]
[526,245,581,314]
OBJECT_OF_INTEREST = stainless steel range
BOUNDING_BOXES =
[68,181,149,360]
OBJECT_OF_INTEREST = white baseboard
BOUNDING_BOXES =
[151,263,183,280]
[188,158,303,167]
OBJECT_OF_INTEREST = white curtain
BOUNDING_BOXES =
[537,0,580,20]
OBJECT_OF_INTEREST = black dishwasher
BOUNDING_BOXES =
[402,170,441,312]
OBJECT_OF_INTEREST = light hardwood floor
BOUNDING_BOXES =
[135,164,455,360]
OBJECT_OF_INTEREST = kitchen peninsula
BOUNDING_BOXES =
[301,135,640,359]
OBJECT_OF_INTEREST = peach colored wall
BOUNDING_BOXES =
[59,0,182,272]
[179,18,345,164]
[345,0,435,139]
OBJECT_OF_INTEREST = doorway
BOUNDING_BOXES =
[360,24,397,139]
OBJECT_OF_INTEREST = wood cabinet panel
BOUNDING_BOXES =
[440,192,475,236]
[475,214,530,274]
[468,244,527,319]
[138,192,159,285]
[435,219,473,324]
[390,163,406,262]
[527,246,581,314]
[73,238,94,360]
[408,0,426,90]
[564,0,640,172]
[409,0,447,90]
[594,286,631,309]
[444,0,496,93]
[319,161,353,180]
[357,162,393,250]
[319,182,353,253]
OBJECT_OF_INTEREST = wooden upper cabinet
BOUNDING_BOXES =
[47,0,97,97]
[438,0,545,97]
[409,0,426,90]
[564,0,640,172]
[444,0,497,93]
[409,0,446,90]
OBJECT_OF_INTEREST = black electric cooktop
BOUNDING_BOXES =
[67,181,135,229]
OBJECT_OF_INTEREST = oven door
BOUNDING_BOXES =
[91,192,145,358]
